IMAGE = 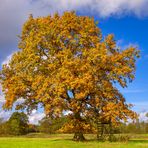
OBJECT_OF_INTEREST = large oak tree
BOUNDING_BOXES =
[0,12,139,141]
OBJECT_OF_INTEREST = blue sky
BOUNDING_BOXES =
[0,0,148,123]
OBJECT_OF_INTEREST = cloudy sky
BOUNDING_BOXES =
[0,0,148,124]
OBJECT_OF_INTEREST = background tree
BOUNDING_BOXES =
[0,118,8,135]
[39,115,68,134]
[0,11,139,141]
[7,112,29,135]
[28,124,39,133]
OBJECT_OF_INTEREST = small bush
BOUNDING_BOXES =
[109,135,130,142]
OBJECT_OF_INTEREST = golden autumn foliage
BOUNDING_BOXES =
[0,12,139,140]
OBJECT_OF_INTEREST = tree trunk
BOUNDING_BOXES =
[109,122,113,141]
[73,132,85,141]
[73,112,85,141]
[96,119,104,141]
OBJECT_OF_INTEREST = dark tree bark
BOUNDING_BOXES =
[73,132,85,141]
[109,122,113,142]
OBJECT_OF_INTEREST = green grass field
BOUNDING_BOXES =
[0,134,148,148]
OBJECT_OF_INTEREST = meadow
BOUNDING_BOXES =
[0,134,148,148]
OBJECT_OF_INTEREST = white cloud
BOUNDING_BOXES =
[0,95,5,104]
[0,110,12,121]
[2,54,13,65]
[0,108,45,125]
[30,0,148,17]
[138,111,148,122]
[28,109,45,125]
[0,85,5,103]
[31,0,148,18]
[15,98,25,105]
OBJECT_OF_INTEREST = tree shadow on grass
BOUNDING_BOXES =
[50,138,73,142]
[50,138,93,143]
[50,139,63,142]
[130,140,148,143]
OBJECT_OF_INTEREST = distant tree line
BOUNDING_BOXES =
[115,120,148,134]
[0,111,148,137]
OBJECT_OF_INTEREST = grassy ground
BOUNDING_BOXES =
[0,133,148,148]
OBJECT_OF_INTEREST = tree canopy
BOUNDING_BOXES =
[0,11,139,141]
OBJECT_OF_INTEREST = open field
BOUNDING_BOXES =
[0,134,148,148]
